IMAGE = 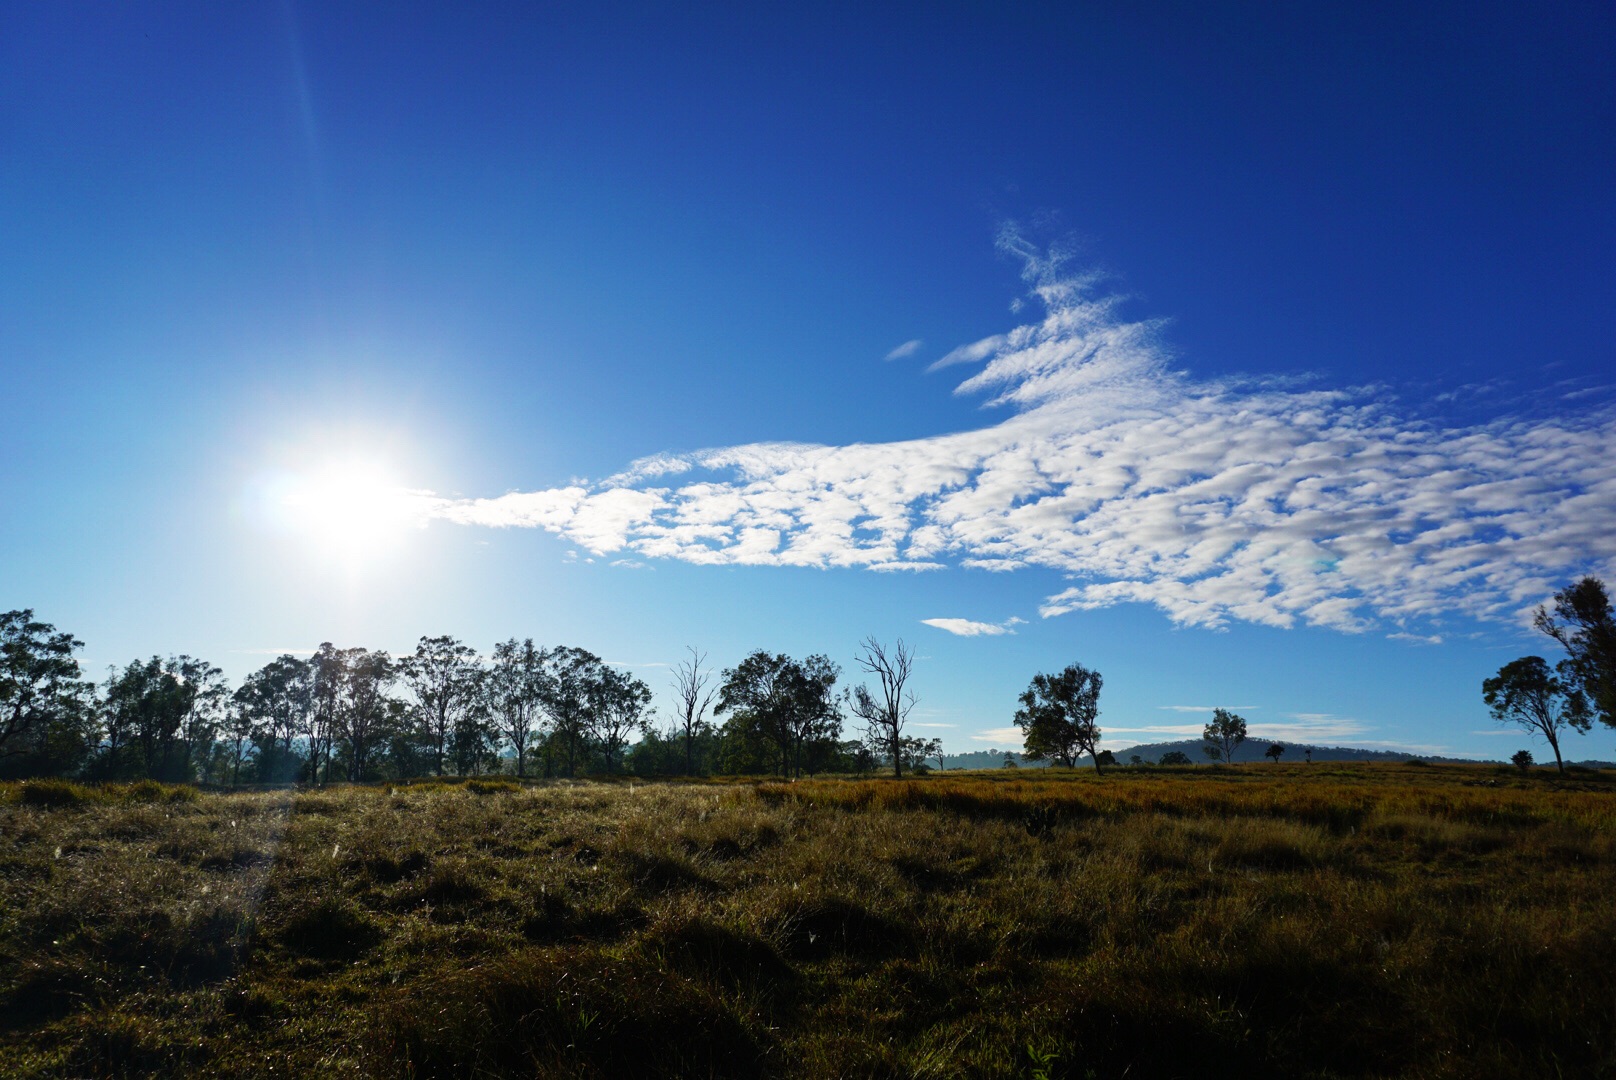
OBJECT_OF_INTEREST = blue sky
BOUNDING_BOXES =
[3,2,1612,759]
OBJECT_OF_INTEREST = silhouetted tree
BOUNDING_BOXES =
[1535,577,1616,729]
[537,646,608,777]
[670,647,717,776]
[1202,708,1248,764]
[1158,750,1192,766]
[399,636,479,776]
[717,652,842,779]
[589,666,653,774]
[1511,749,1534,773]
[306,644,348,784]
[335,648,394,780]
[849,637,917,778]
[0,610,95,777]
[1483,655,1589,774]
[1013,664,1103,771]
[485,638,545,777]
[101,655,226,781]
[1265,742,1286,763]
[234,654,311,782]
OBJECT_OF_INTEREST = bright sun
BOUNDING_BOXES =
[272,461,435,561]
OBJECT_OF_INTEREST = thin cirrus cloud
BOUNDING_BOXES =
[920,616,1025,637]
[433,230,1616,634]
[884,338,924,361]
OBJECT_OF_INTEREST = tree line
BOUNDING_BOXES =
[7,575,1609,784]
[0,624,947,784]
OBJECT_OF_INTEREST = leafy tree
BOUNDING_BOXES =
[1265,742,1286,763]
[848,637,917,778]
[485,638,545,777]
[898,735,942,775]
[219,703,257,787]
[537,646,609,777]
[1511,749,1534,773]
[1013,664,1103,772]
[1483,656,1589,774]
[717,652,842,779]
[233,655,311,782]
[399,636,480,776]
[1158,750,1192,766]
[670,647,717,776]
[101,655,226,781]
[1129,754,1144,766]
[306,644,348,784]
[1535,577,1616,729]
[335,648,395,780]
[0,610,95,777]
[588,666,653,774]
[1202,708,1248,764]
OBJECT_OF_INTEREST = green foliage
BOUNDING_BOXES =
[1203,707,1248,764]
[1535,576,1616,728]
[0,610,95,779]
[717,652,842,778]
[1013,663,1103,770]
[1484,655,1590,773]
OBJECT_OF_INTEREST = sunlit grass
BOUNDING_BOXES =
[1,764,1612,1077]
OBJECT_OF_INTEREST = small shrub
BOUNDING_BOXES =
[18,778,95,808]
[121,779,198,803]
[276,896,381,959]
[1512,749,1535,774]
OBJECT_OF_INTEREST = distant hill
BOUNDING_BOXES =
[939,749,1049,770]
[1109,738,1485,766]
[940,739,1613,771]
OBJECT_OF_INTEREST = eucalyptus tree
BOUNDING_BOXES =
[589,666,653,774]
[717,651,842,779]
[1483,656,1589,774]
[486,638,546,777]
[1535,576,1616,729]
[399,635,480,776]
[336,648,395,780]
[102,655,227,781]
[306,644,348,784]
[1014,663,1103,771]
[233,654,312,781]
[670,647,717,775]
[537,646,608,777]
[0,610,95,776]
[849,636,917,778]
[1202,708,1248,765]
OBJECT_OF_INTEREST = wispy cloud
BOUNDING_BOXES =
[430,230,1616,635]
[920,617,1020,637]
[969,726,1025,745]
[885,338,924,361]
[1387,631,1444,645]
[1157,705,1259,714]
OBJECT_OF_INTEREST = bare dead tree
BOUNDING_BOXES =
[671,647,716,775]
[850,636,917,778]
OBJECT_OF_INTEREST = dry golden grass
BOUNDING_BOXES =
[1,763,1613,1078]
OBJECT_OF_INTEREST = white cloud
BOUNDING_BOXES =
[885,338,924,361]
[434,232,1616,635]
[1387,632,1444,645]
[969,726,1026,745]
[920,617,1019,637]
[1157,704,1259,713]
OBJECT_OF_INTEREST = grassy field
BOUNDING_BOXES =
[2,763,1613,1078]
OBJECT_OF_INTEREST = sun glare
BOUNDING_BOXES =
[271,461,435,561]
